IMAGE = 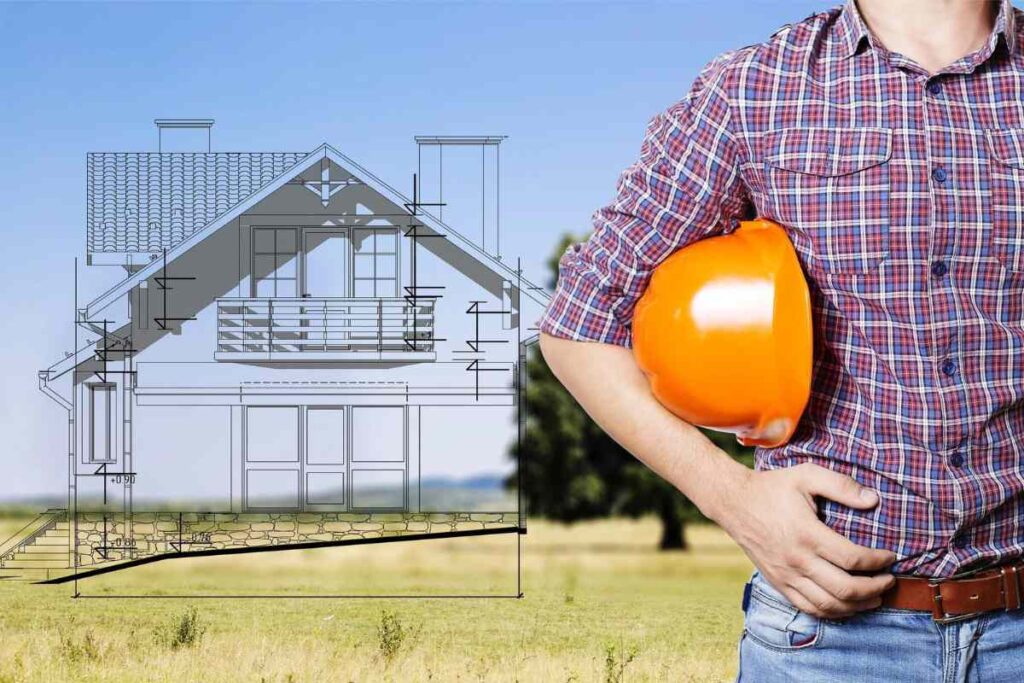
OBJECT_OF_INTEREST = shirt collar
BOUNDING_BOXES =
[837,0,1018,60]
[836,0,871,59]
[994,0,1017,56]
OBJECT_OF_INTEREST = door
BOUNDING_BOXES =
[303,229,349,298]
[304,407,348,511]
[302,229,350,352]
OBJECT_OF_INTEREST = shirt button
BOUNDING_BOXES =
[941,359,957,377]
[932,167,947,183]
[931,260,948,278]
[928,81,942,95]
[949,453,964,467]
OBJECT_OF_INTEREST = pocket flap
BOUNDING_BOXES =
[986,129,1024,169]
[764,127,892,177]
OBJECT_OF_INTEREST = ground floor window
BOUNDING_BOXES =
[242,405,407,512]
[86,383,116,464]
[350,406,406,509]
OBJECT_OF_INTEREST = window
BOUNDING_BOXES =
[88,384,115,463]
[306,472,346,506]
[352,228,398,297]
[245,407,299,462]
[352,407,404,462]
[350,406,406,510]
[243,407,301,511]
[252,228,298,297]
[246,470,300,509]
[306,407,346,465]
[351,470,404,509]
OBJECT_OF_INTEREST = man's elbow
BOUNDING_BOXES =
[538,331,563,367]
[539,331,582,377]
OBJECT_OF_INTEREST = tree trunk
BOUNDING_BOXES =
[658,504,688,551]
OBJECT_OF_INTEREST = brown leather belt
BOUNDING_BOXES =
[881,562,1024,623]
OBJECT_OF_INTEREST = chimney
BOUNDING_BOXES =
[155,119,214,152]
[414,135,506,260]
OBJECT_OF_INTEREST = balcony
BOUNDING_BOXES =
[215,297,436,362]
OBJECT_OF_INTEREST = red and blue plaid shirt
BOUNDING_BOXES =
[540,0,1024,577]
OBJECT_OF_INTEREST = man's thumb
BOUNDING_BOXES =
[803,466,879,509]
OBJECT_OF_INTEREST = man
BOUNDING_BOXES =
[539,0,1024,679]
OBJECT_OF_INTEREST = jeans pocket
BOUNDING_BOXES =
[742,572,824,652]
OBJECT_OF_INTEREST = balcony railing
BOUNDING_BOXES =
[215,297,436,362]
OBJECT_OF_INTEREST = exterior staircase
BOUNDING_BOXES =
[0,509,71,580]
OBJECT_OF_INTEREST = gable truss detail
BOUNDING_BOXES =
[287,157,363,207]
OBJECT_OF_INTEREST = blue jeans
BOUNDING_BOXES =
[736,569,1024,682]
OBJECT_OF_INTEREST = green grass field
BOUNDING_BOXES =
[0,516,751,682]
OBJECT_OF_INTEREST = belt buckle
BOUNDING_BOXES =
[928,579,983,624]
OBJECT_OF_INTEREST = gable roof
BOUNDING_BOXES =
[85,143,550,319]
[88,152,307,254]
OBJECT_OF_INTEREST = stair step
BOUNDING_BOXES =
[0,567,74,582]
[1,559,69,569]
[32,535,69,546]
[12,548,68,561]
[19,546,70,557]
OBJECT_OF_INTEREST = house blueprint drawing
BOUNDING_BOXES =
[2,120,549,597]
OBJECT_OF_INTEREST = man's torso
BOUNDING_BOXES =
[727,1,1024,577]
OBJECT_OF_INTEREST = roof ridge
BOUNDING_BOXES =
[84,143,550,322]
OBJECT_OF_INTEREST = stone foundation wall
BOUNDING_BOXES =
[74,512,519,567]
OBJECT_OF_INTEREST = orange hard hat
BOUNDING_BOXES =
[632,217,812,448]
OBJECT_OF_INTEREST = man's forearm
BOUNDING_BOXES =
[538,332,749,522]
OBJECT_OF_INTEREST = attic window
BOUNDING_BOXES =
[352,228,398,297]
[252,228,298,297]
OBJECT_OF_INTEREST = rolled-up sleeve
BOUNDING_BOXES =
[539,54,752,347]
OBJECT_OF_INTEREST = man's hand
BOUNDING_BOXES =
[714,462,896,619]
[538,334,896,621]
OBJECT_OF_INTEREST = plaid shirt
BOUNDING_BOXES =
[540,0,1024,577]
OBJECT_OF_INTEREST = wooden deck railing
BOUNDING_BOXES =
[215,297,435,361]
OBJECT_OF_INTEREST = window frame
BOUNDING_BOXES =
[251,227,299,298]
[87,383,117,464]
[352,227,400,298]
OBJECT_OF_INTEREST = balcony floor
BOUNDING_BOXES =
[214,351,436,363]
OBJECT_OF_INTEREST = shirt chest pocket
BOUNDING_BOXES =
[985,129,1024,273]
[761,127,892,276]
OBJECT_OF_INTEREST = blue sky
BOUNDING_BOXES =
[0,0,827,498]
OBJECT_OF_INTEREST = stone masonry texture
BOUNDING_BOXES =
[73,512,519,567]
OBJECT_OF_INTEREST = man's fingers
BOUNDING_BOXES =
[810,522,897,572]
[779,582,828,618]
[790,575,883,619]
[797,464,880,510]
[805,556,895,603]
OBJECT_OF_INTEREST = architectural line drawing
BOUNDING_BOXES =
[2,120,548,597]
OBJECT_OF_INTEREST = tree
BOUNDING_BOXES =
[512,235,753,550]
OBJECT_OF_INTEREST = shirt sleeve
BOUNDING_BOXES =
[538,54,753,347]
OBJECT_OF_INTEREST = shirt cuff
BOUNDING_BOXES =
[537,268,633,348]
